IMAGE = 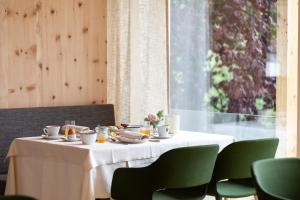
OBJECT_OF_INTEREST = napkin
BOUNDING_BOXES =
[62,125,90,133]
[118,130,149,140]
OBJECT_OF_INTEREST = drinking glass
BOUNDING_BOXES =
[64,120,75,137]
[96,126,109,143]
[140,121,151,135]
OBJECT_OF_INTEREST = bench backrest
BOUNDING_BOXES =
[0,104,115,174]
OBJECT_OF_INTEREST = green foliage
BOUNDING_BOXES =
[205,87,230,112]
[255,98,266,111]
[205,50,222,72]
[204,51,233,112]
[156,110,164,121]
[239,114,247,121]
[263,108,275,117]
[212,66,233,84]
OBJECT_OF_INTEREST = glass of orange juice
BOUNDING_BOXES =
[97,136,106,143]
[140,121,151,135]
[96,126,108,143]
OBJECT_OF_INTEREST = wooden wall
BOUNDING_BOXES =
[0,0,107,109]
[287,0,300,156]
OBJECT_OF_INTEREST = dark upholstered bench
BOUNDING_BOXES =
[0,104,115,195]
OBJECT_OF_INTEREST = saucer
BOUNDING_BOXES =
[63,138,80,142]
[41,135,62,140]
[152,134,173,139]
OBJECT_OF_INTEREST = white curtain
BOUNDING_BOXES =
[107,0,168,124]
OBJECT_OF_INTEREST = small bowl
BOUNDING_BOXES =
[126,125,142,132]
[80,131,97,145]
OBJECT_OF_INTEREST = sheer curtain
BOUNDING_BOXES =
[107,0,168,124]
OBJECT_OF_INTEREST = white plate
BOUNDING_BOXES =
[115,136,147,144]
[152,134,173,139]
[63,138,80,142]
[41,135,62,140]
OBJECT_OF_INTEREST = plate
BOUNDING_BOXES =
[152,134,173,139]
[114,136,147,144]
[63,138,80,142]
[41,135,62,140]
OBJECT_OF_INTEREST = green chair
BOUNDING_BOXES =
[111,144,219,200]
[252,158,300,200]
[208,138,279,200]
[0,196,37,200]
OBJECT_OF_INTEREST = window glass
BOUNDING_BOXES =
[169,0,287,155]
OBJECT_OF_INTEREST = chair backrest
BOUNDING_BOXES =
[252,158,300,200]
[212,138,279,181]
[0,104,115,174]
[151,144,219,189]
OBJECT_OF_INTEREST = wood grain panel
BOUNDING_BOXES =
[276,0,287,157]
[0,0,107,108]
[287,0,300,156]
[276,0,287,123]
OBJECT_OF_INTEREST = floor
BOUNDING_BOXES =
[205,196,255,200]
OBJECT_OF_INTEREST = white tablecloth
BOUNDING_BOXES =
[5,131,234,200]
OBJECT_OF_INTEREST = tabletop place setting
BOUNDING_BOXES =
[40,111,181,145]
[3,105,236,200]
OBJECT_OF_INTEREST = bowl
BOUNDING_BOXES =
[126,125,142,132]
[80,130,97,145]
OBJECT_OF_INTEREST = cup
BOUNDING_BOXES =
[80,130,97,145]
[165,114,180,134]
[157,125,170,137]
[43,126,60,137]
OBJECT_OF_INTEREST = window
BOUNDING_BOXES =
[169,0,287,155]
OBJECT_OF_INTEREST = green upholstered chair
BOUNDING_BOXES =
[111,144,219,200]
[0,196,37,200]
[208,138,279,200]
[252,158,300,200]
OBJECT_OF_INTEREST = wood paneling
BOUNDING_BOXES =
[276,0,287,157]
[276,0,287,125]
[287,0,300,156]
[0,0,107,109]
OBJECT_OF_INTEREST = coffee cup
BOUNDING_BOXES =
[80,130,97,145]
[165,114,180,134]
[43,126,60,137]
[157,125,170,137]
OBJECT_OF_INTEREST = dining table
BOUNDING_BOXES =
[5,131,235,200]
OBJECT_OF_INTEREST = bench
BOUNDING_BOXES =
[0,104,115,195]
